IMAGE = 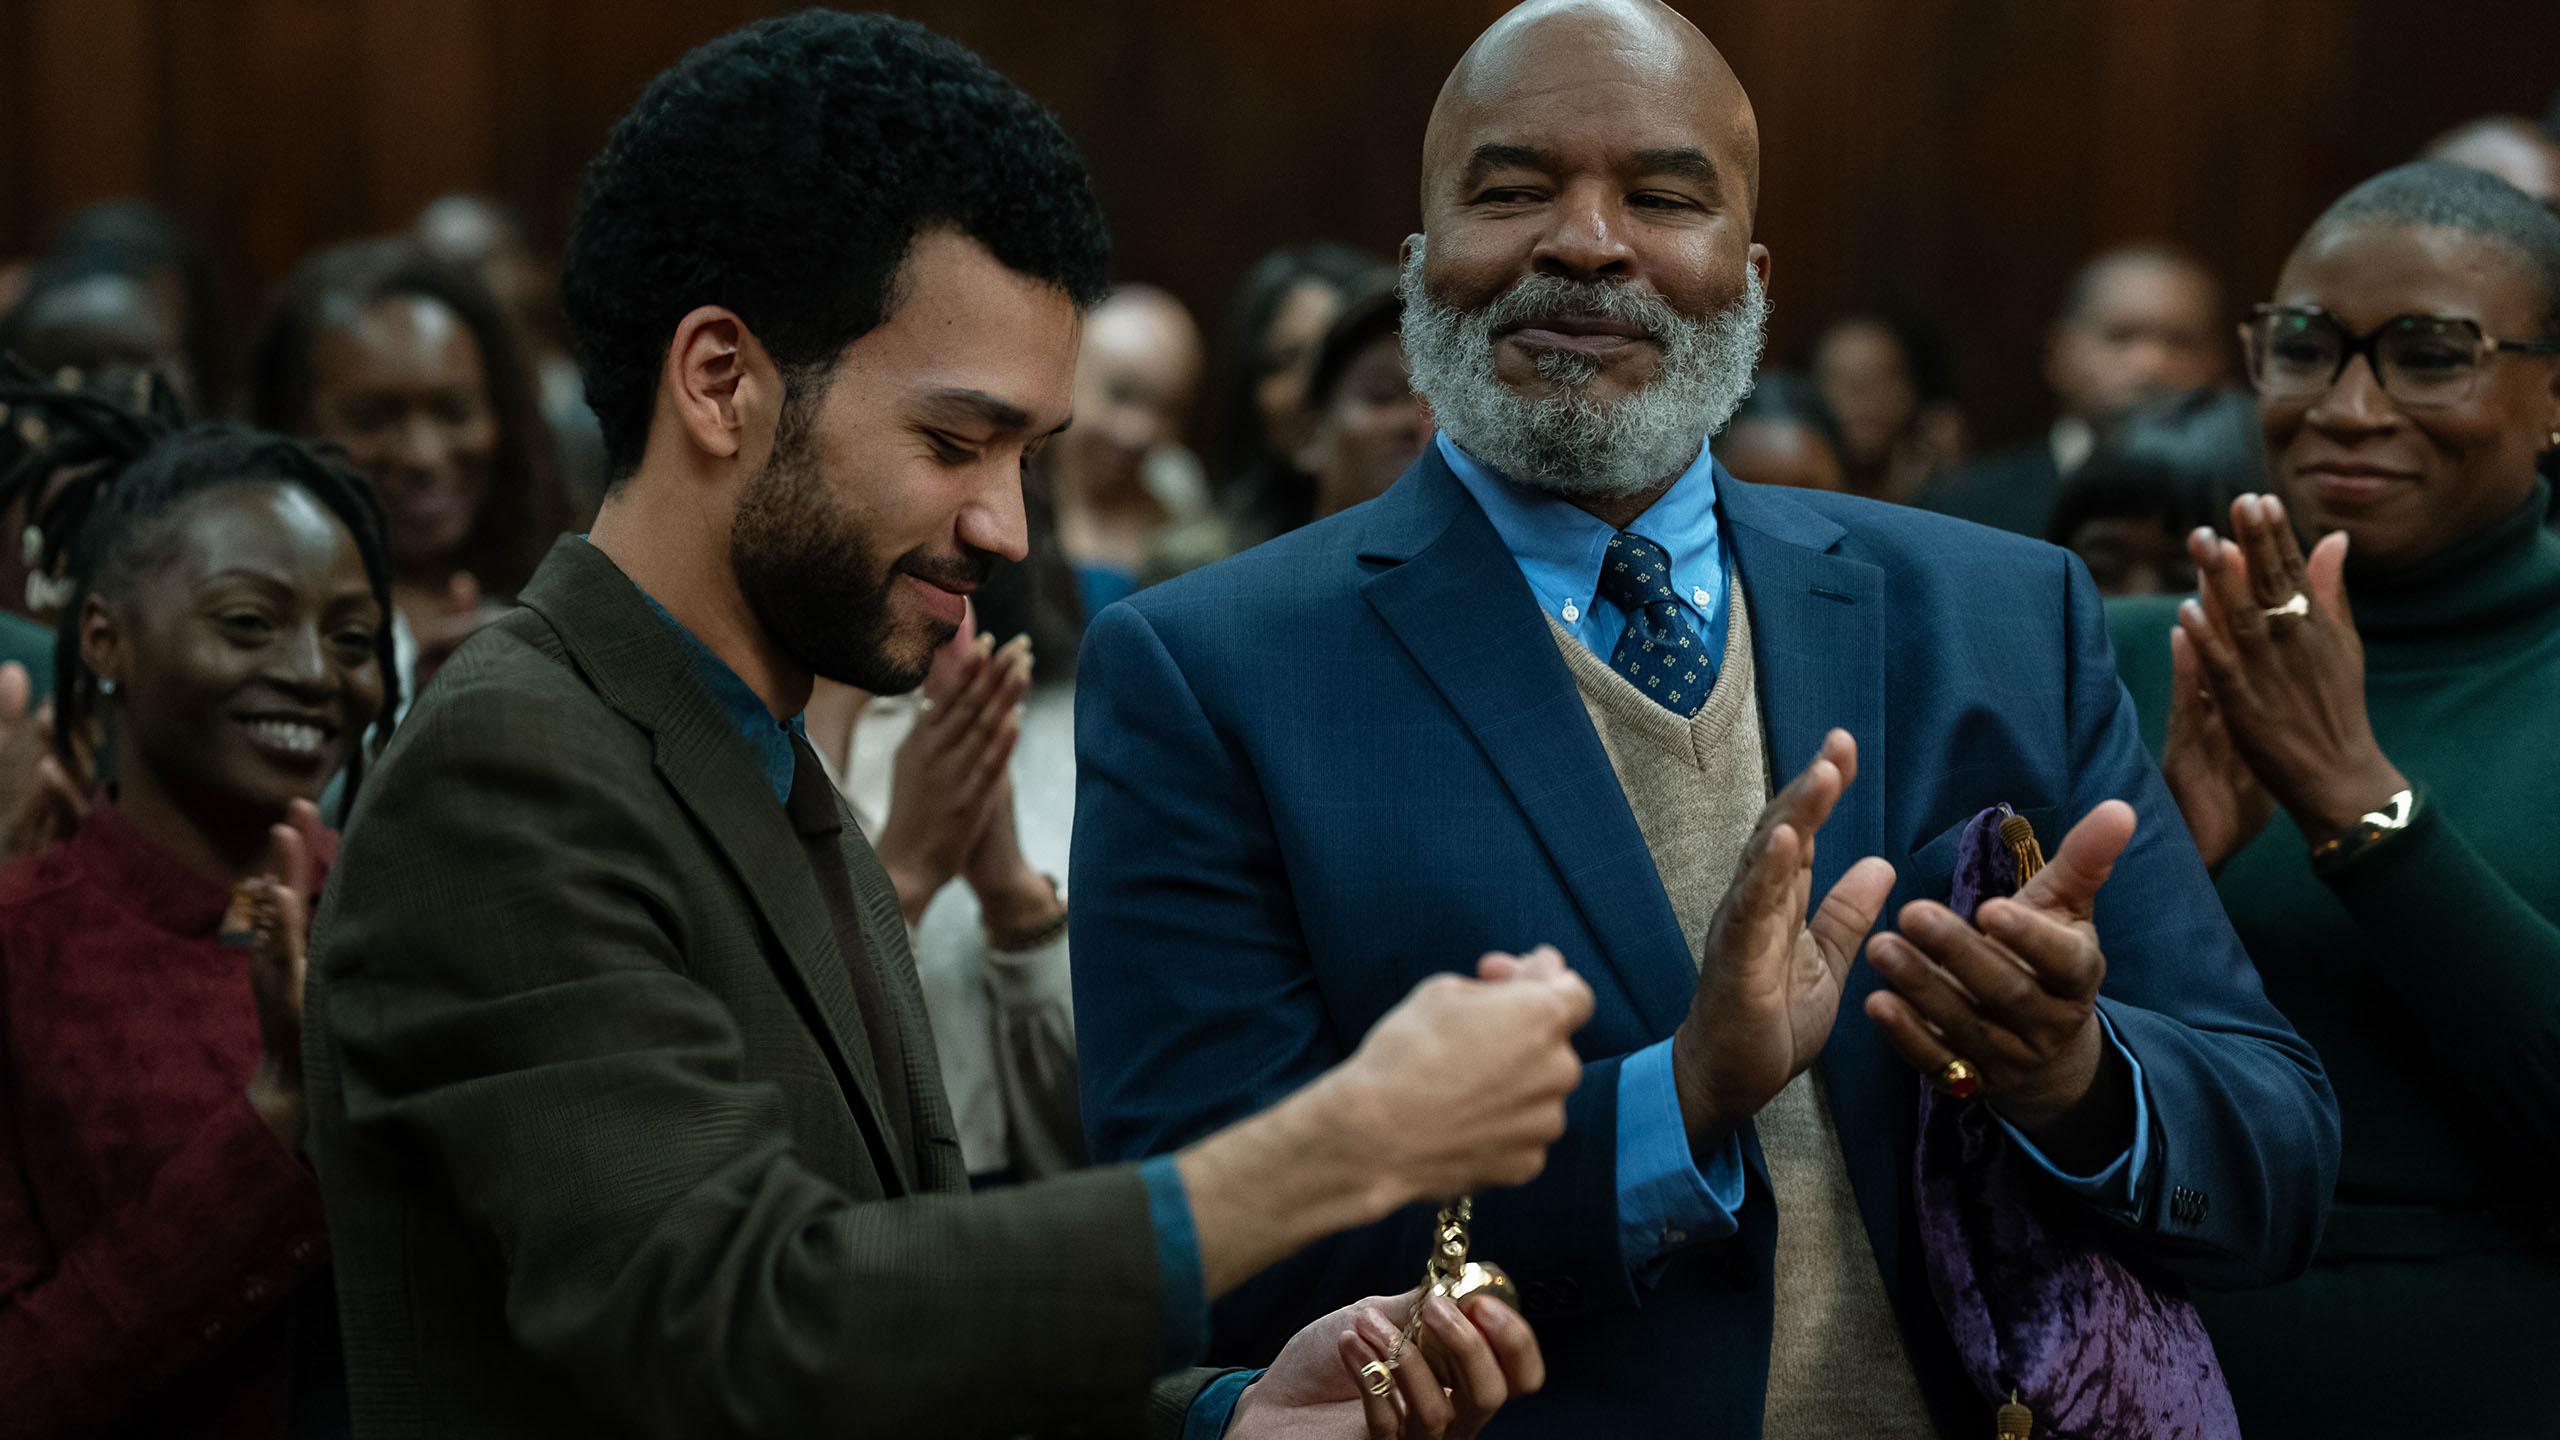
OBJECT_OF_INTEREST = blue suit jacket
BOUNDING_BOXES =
[1071,447,2339,1436]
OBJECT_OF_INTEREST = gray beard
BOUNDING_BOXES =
[1397,240,1769,500]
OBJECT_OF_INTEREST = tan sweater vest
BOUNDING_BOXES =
[1547,585,1933,1437]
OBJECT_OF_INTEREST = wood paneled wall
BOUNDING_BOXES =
[3,0,2554,444]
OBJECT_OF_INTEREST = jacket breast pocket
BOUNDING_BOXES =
[1903,801,2066,904]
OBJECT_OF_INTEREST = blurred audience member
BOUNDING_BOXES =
[1047,283,1205,620]
[0,253,195,409]
[1807,311,1965,503]
[1923,245,2226,535]
[2425,115,2560,207]
[2047,386,2259,596]
[1291,285,1429,519]
[2109,161,2560,1437]
[248,237,569,699]
[0,257,206,640]
[802,469,1087,1187]
[1206,243,1388,547]
[40,200,231,410]
[415,194,612,521]
[0,381,399,1437]
[1720,370,1846,492]
[807,615,1082,1185]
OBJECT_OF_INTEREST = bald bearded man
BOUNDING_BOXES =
[1072,2,2339,1434]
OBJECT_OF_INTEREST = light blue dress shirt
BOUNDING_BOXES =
[1438,431,2154,1275]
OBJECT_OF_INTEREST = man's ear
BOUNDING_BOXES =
[661,306,783,464]
[1747,241,1772,295]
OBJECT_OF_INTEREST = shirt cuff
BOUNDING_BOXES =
[1142,1154,1211,1370]
[1616,1038,1745,1274]
[1184,1368,1263,1439]
[1993,1008,2150,1213]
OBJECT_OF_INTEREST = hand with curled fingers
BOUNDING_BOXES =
[1225,1285,1546,1440]
[2176,493,2409,842]
[240,798,325,1150]
[1670,729,1899,1157]
[2158,610,2274,874]
[1863,801,2140,1172]
[1329,946,1594,1205]
[874,606,1033,925]
[0,660,88,861]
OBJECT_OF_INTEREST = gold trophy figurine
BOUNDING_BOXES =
[1358,1197,1520,1398]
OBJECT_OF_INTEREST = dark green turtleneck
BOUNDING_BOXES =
[2108,485,2560,1438]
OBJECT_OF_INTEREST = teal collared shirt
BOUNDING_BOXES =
[634,590,807,803]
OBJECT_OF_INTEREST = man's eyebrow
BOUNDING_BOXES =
[1629,148,1718,187]
[917,388,1035,433]
[1458,143,1561,191]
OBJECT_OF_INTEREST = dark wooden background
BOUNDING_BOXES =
[3,0,2554,445]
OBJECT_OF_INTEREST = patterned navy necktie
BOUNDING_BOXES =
[1598,531,1717,718]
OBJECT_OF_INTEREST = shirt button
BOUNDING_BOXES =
[1561,601,1580,624]
[1663,1228,1688,1246]
[1692,587,1710,607]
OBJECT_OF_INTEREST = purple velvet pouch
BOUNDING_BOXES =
[1913,804,2239,1438]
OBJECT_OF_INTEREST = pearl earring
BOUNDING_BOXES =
[98,679,116,697]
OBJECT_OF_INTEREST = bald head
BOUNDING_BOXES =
[1399,0,1772,508]
[1423,0,1758,221]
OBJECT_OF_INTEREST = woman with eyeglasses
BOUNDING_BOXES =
[2106,160,2560,1436]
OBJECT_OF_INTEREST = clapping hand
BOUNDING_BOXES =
[0,661,87,860]
[1228,1286,1545,1440]
[875,608,1033,925]
[1864,801,2138,1170]
[2174,494,2408,843]
[1670,729,1898,1155]
[241,798,325,1150]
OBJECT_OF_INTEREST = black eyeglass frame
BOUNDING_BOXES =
[2243,303,2560,408]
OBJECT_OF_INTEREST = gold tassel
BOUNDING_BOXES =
[2000,813,2045,887]
[1995,1388,2033,1439]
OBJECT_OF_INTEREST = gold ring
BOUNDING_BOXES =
[1360,1360,1395,1397]
[2262,591,2310,623]
[1936,1056,1980,1099]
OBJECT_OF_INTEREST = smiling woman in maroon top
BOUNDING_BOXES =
[0,381,396,1437]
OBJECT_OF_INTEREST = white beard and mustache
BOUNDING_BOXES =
[1396,238,1770,501]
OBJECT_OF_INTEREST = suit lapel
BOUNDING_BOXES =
[516,538,914,1193]
[1355,453,1697,1038]
[1716,477,1908,1286]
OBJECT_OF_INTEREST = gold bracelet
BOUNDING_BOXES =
[2307,788,2417,874]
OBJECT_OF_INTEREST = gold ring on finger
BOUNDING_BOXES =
[1934,1056,1981,1099]
[1359,1360,1395,1397]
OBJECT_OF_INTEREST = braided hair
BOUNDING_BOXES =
[0,360,402,803]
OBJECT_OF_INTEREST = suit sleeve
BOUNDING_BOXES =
[1073,600,1649,1368]
[309,686,1178,1440]
[2054,551,2342,1288]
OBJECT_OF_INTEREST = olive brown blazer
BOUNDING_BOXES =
[303,536,1206,1437]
